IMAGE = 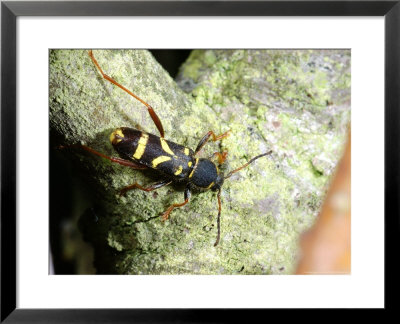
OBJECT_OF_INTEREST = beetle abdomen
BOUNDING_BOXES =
[110,127,195,180]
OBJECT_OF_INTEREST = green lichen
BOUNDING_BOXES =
[50,49,350,275]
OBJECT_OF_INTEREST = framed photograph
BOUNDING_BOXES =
[1,0,398,321]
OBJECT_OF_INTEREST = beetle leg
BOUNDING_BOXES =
[161,185,191,221]
[119,179,172,196]
[58,144,148,169]
[89,50,165,138]
[209,151,228,165]
[194,130,231,156]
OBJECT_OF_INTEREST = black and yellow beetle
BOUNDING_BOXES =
[75,50,271,247]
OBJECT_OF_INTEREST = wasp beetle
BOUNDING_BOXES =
[72,50,272,247]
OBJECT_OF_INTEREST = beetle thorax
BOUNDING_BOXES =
[190,158,220,189]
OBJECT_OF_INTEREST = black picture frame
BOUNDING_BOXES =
[1,0,398,321]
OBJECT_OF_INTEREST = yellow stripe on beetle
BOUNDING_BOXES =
[152,155,172,168]
[133,133,149,160]
[160,138,176,156]
[188,158,199,178]
[174,165,183,176]
[206,181,215,189]
[184,147,190,156]
[110,128,125,144]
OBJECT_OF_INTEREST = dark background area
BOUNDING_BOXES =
[49,50,191,274]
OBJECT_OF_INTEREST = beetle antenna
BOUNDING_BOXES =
[224,150,272,180]
[214,189,222,247]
